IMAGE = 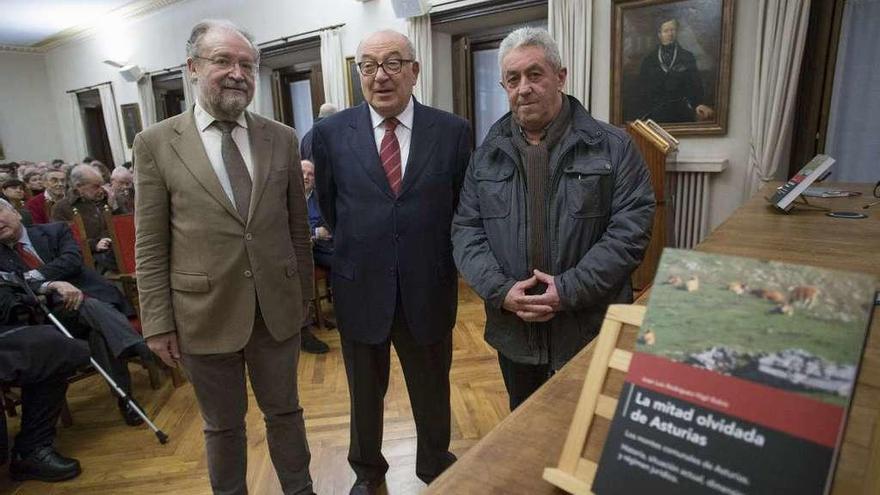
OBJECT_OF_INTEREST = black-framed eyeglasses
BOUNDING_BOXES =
[357,59,413,76]
[193,55,258,76]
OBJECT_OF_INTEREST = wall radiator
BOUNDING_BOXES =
[667,159,727,249]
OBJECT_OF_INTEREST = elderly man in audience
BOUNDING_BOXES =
[51,164,117,273]
[108,167,135,214]
[26,169,67,224]
[0,198,151,426]
[452,27,655,410]
[300,102,338,161]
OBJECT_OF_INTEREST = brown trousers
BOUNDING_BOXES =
[182,311,312,495]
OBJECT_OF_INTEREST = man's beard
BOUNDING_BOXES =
[200,82,251,119]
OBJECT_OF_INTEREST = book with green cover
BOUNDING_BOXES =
[592,249,876,495]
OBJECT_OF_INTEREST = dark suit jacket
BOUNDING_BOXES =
[312,100,471,345]
[0,223,133,315]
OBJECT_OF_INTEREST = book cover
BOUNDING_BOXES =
[592,249,876,495]
[767,154,836,211]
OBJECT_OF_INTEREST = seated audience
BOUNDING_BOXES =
[89,161,112,184]
[50,165,117,273]
[26,169,67,224]
[0,199,150,425]
[1,179,34,226]
[1,318,89,482]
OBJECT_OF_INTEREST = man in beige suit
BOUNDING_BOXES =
[133,19,315,495]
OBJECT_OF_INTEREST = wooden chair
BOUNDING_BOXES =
[103,207,184,388]
[313,266,334,330]
[68,208,95,270]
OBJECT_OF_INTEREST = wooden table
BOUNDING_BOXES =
[427,183,880,495]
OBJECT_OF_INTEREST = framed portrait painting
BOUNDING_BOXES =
[345,56,365,107]
[611,0,734,136]
[120,103,143,148]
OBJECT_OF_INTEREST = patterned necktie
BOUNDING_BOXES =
[214,120,253,221]
[16,242,43,269]
[379,118,402,195]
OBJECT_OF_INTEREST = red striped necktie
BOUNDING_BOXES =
[379,118,402,195]
[16,242,43,269]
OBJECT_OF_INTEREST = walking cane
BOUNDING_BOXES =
[2,271,169,444]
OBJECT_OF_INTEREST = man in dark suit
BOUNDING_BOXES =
[313,30,472,494]
[0,199,150,426]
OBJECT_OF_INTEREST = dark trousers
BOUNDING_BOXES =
[341,302,455,484]
[497,353,554,411]
[57,298,144,395]
[181,308,313,495]
[1,325,89,457]
[14,376,69,456]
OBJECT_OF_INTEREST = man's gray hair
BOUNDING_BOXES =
[318,103,338,118]
[70,164,103,189]
[0,198,15,212]
[356,30,416,62]
[186,19,260,63]
[111,167,133,181]
[498,27,563,72]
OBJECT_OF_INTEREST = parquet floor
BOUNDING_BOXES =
[1,280,510,494]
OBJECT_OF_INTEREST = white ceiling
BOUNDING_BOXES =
[0,0,134,47]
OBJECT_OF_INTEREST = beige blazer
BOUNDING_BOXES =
[132,109,314,354]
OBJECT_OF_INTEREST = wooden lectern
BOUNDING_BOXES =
[627,122,674,293]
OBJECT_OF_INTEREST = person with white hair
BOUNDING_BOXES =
[452,27,656,410]
[50,164,117,273]
[299,102,340,161]
[109,166,134,213]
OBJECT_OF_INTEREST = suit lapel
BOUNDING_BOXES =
[170,111,243,223]
[399,100,437,198]
[28,227,52,262]
[246,112,273,223]
[347,104,394,198]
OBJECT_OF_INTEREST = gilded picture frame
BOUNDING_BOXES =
[611,0,734,136]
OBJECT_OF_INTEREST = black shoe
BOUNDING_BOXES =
[301,328,329,354]
[350,477,386,495]
[118,398,145,426]
[9,446,81,482]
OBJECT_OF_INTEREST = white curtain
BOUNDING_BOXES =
[407,14,434,106]
[137,76,157,127]
[549,0,591,107]
[97,83,126,166]
[745,0,811,196]
[824,0,880,183]
[320,28,347,109]
[67,92,88,162]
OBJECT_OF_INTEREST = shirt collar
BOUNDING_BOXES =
[13,227,32,249]
[369,96,414,131]
[194,101,249,132]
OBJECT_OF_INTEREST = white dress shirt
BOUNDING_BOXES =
[369,97,414,177]
[194,102,255,206]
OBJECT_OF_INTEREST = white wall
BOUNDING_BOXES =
[0,51,64,162]
[43,0,410,163]
[591,0,759,230]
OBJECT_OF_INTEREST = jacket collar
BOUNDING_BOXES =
[483,95,605,162]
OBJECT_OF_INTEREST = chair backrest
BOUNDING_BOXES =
[103,207,136,275]
[68,208,95,269]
